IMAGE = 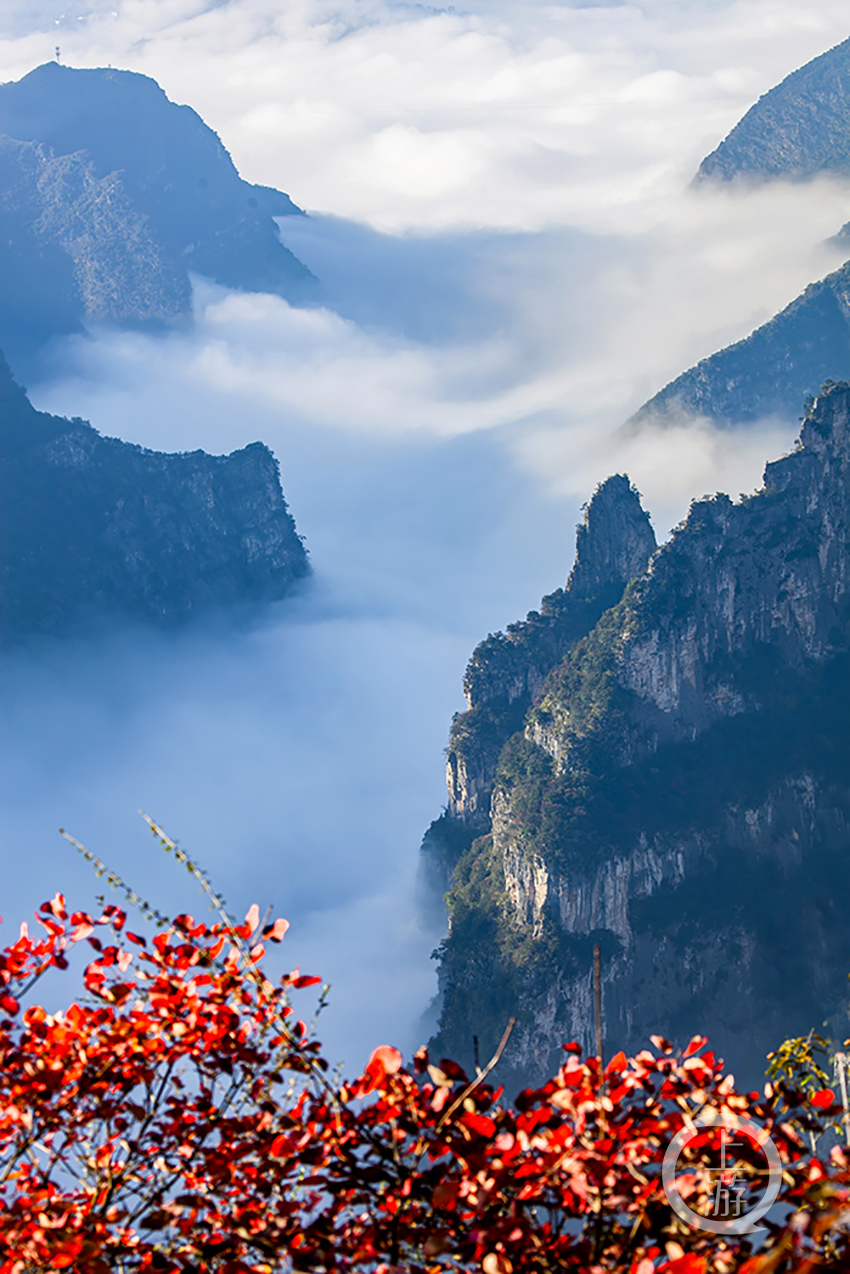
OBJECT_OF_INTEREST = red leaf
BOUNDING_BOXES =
[483,1255,513,1274]
[363,1044,403,1089]
[462,1112,496,1138]
[667,1257,707,1274]
[244,903,260,935]
[811,1088,835,1110]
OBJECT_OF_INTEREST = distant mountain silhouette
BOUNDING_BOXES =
[696,35,850,184]
[0,63,315,368]
[630,260,850,428]
[629,36,850,428]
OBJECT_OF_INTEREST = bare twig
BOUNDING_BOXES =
[436,1016,516,1131]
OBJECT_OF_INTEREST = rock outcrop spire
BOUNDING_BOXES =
[567,474,657,601]
[427,475,655,847]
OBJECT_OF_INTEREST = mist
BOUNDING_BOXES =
[1,0,850,1069]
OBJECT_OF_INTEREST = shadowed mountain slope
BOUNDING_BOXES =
[630,36,850,429]
[0,354,309,638]
[696,36,850,184]
[630,260,850,428]
[0,62,314,366]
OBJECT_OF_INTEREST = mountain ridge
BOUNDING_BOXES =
[630,260,850,428]
[631,35,850,430]
[696,35,850,184]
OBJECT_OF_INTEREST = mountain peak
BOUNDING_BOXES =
[567,474,656,600]
[0,62,315,367]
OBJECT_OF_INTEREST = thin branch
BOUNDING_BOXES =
[436,1017,516,1132]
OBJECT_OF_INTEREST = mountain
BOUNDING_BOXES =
[629,37,850,429]
[0,354,308,638]
[425,383,850,1091]
[0,62,314,368]
[630,260,850,428]
[696,36,850,184]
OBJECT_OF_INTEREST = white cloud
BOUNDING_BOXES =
[1,0,849,231]
[29,167,850,529]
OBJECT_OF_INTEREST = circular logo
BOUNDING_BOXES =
[662,1114,783,1235]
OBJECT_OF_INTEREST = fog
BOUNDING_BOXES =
[1,0,850,1069]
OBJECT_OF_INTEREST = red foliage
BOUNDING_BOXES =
[0,894,848,1273]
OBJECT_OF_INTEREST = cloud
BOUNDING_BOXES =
[2,0,850,1066]
[29,166,848,527]
[0,608,460,1065]
[3,0,850,232]
[0,390,574,1070]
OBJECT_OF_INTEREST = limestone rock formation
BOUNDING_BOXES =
[423,476,655,889]
[0,354,309,638]
[428,384,850,1092]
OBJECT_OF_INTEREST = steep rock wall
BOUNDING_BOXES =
[431,384,850,1092]
[434,477,655,843]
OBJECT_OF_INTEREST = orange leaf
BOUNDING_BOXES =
[264,918,290,942]
[482,1255,513,1274]
[364,1045,403,1089]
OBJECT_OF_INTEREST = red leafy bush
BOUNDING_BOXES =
[0,890,848,1273]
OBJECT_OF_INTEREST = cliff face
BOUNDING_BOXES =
[0,63,314,366]
[430,384,850,1091]
[423,478,655,883]
[0,355,309,637]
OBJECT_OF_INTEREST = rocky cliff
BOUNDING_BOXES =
[428,383,850,1091]
[0,354,309,638]
[0,63,314,367]
[422,477,655,883]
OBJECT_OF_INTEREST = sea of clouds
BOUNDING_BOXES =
[1,0,850,1070]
